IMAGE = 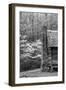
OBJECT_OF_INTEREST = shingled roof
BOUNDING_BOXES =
[47,30,58,47]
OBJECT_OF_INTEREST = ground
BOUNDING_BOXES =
[20,68,58,78]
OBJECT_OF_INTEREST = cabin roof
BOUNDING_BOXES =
[47,30,58,47]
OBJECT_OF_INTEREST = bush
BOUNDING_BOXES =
[20,57,41,72]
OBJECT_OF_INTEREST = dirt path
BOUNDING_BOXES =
[20,69,58,78]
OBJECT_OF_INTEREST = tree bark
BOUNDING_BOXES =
[41,26,48,72]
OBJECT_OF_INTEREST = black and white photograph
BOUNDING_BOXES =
[9,4,64,86]
[20,12,58,78]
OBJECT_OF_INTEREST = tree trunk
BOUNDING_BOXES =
[41,26,48,72]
